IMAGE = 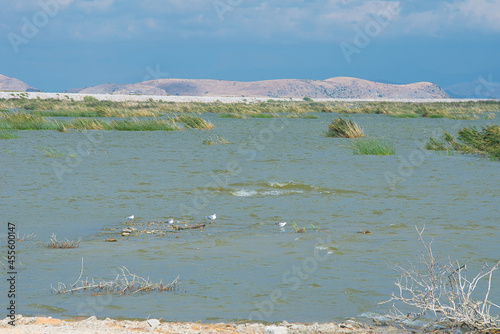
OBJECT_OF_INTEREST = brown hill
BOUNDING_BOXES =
[0,74,41,92]
[75,77,448,99]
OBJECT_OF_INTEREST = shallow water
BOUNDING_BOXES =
[1,112,500,323]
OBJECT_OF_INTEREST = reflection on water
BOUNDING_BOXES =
[1,113,500,322]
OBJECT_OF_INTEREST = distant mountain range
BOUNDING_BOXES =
[0,74,41,92]
[1,73,450,99]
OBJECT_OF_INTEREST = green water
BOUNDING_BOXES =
[1,113,499,323]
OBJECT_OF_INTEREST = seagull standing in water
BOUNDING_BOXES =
[126,215,135,222]
[167,218,174,224]
[275,222,287,228]
[205,213,216,223]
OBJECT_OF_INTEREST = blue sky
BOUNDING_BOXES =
[1,0,500,93]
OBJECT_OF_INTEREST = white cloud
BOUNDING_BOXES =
[452,0,500,31]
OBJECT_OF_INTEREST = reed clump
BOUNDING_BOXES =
[174,115,214,129]
[108,118,179,131]
[326,118,364,138]
[426,125,500,160]
[46,234,81,249]
[202,135,230,145]
[0,112,62,130]
[350,138,395,155]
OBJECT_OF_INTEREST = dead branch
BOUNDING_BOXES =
[380,226,500,331]
[51,265,179,295]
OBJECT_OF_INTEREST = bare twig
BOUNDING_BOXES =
[380,226,500,331]
[51,266,179,295]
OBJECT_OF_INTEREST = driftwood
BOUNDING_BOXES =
[172,224,205,231]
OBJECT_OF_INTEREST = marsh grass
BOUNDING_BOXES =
[350,138,395,155]
[1,99,499,119]
[174,115,214,129]
[68,118,110,130]
[218,113,246,119]
[35,145,67,158]
[388,113,420,118]
[109,118,179,131]
[426,125,500,160]
[202,135,230,145]
[0,130,17,139]
[326,118,364,138]
[0,112,62,130]
[301,114,320,119]
[249,113,278,118]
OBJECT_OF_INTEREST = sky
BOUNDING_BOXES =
[1,0,500,94]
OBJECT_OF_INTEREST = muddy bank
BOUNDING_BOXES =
[1,316,409,334]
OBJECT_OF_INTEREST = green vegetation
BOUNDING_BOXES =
[173,115,214,129]
[0,112,206,132]
[218,113,246,119]
[0,130,17,139]
[202,135,230,145]
[326,118,364,138]
[350,138,395,155]
[426,125,500,160]
[0,112,63,130]
[109,118,179,131]
[35,146,67,158]
[0,98,498,119]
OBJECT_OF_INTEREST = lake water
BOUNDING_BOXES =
[1,112,499,323]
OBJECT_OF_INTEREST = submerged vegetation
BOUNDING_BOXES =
[0,130,17,139]
[202,135,230,145]
[326,118,364,138]
[350,138,395,155]
[426,125,500,160]
[0,112,213,131]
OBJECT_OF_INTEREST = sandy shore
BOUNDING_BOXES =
[0,316,410,334]
[0,91,484,103]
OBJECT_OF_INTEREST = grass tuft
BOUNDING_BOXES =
[174,115,214,129]
[326,118,364,138]
[426,125,500,160]
[0,130,18,139]
[350,138,395,155]
[202,135,230,145]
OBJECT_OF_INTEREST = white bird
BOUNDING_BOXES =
[275,222,287,228]
[167,218,174,224]
[205,213,216,222]
[126,215,134,221]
